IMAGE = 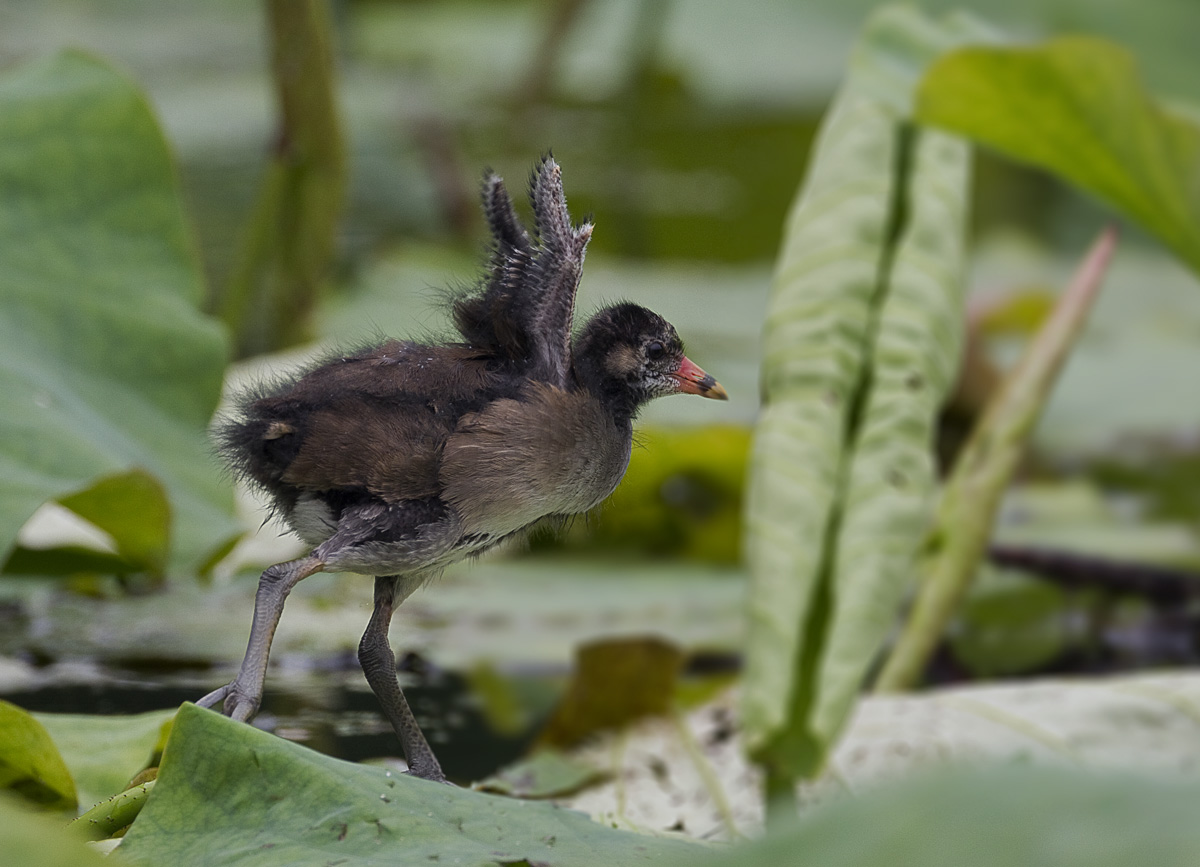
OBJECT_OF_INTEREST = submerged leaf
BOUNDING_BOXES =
[538,637,685,750]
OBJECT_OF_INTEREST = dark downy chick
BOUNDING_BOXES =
[199,156,727,782]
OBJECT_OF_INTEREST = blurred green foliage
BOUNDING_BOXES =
[0,51,238,577]
[3,0,1195,296]
[0,2,1199,861]
[217,0,347,357]
[683,763,1200,867]
[0,796,107,867]
[0,701,76,812]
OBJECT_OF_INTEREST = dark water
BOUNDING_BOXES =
[2,660,539,785]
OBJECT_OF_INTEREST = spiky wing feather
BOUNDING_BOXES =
[452,156,592,389]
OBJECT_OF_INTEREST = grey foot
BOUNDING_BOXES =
[196,682,261,722]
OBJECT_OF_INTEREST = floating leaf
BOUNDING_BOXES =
[476,750,607,800]
[561,672,1200,840]
[55,471,171,574]
[118,704,699,866]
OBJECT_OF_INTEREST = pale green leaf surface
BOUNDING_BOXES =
[34,709,174,811]
[743,5,978,780]
[918,37,1200,277]
[0,700,76,811]
[118,704,699,866]
[851,9,997,114]
[814,129,971,744]
[0,51,237,571]
[742,86,896,773]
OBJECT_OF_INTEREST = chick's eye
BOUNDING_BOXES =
[646,340,665,361]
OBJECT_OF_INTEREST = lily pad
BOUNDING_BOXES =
[0,50,237,573]
[9,557,744,673]
[117,703,699,866]
[560,673,1200,839]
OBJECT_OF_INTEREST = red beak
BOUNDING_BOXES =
[671,356,728,400]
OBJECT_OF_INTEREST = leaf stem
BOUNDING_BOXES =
[875,226,1118,692]
[763,765,798,833]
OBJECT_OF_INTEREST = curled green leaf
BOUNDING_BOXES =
[743,5,979,798]
[71,780,155,841]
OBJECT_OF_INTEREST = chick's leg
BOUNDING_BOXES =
[197,555,325,721]
[359,574,446,783]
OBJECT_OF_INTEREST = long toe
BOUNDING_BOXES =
[225,691,261,722]
[196,683,232,710]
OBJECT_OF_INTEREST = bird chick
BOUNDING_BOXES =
[199,156,727,782]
